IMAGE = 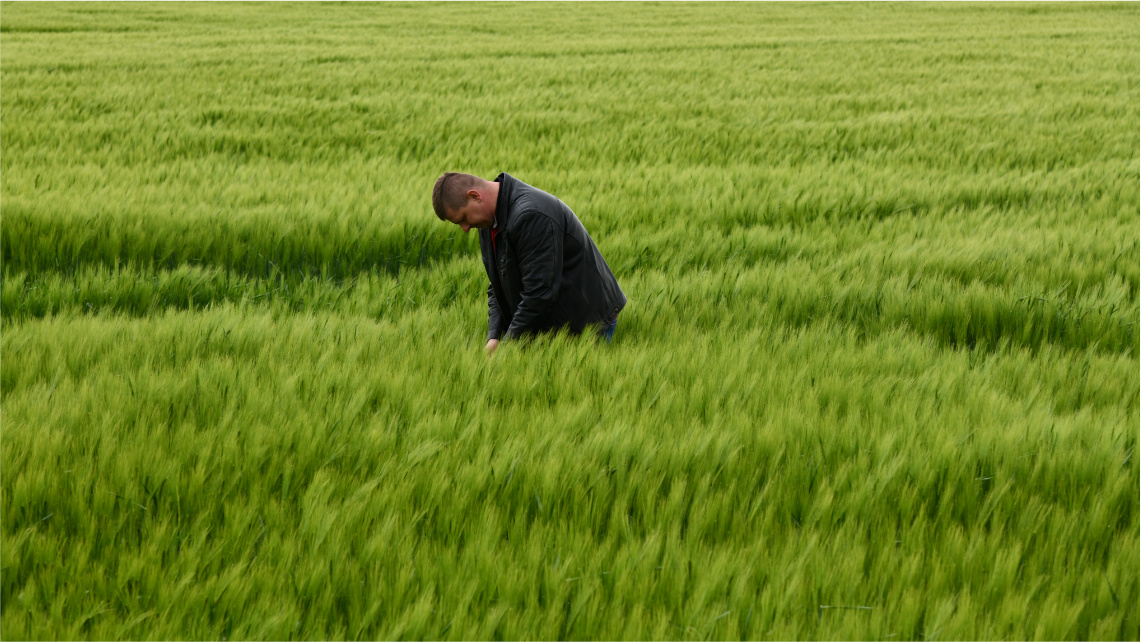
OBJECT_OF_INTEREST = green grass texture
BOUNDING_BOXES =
[2,2,1138,639]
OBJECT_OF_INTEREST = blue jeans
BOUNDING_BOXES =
[599,316,618,343]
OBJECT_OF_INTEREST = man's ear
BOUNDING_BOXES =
[467,189,482,203]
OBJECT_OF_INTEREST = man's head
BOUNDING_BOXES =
[432,172,498,233]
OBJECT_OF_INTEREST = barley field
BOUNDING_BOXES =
[1,2,1138,639]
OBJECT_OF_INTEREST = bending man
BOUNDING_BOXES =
[432,172,626,355]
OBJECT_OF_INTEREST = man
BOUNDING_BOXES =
[431,172,626,355]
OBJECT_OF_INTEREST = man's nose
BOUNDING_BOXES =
[461,224,471,233]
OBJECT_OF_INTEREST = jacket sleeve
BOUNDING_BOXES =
[504,213,562,340]
[487,283,504,341]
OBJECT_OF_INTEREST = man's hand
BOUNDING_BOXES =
[485,339,499,356]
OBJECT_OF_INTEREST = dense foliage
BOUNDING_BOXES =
[2,3,1138,639]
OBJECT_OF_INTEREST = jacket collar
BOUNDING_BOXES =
[493,172,515,228]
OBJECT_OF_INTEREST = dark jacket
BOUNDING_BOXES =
[480,173,626,341]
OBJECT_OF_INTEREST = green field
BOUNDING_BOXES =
[2,2,1138,639]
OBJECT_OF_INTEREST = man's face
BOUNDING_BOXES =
[445,192,494,233]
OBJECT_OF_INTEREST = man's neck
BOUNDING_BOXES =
[488,179,501,228]
[487,180,500,212]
